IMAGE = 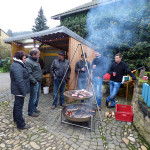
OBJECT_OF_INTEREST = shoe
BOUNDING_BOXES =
[107,105,115,108]
[81,100,84,103]
[98,106,101,111]
[106,101,108,107]
[60,104,66,107]
[51,105,56,109]
[18,124,31,130]
[29,112,39,117]
[35,108,40,113]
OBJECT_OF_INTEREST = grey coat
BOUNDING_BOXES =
[10,60,30,96]
[26,55,43,85]
[50,58,71,80]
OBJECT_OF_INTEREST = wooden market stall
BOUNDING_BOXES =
[4,26,96,90]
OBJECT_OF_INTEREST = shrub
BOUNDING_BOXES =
[3,57,11,72]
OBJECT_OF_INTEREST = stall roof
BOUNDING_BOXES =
[4,26,96,50]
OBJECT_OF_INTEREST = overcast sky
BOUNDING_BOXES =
[0,0,91,33]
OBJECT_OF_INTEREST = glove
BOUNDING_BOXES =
[129,72,136,80]
[132,76,136,80]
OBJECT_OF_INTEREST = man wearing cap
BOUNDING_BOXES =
[75,53,91,90]
[50,50,71,109]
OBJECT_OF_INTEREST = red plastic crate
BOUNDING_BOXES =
[116,104,133,122]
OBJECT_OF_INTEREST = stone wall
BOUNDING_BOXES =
[132,80,150,144]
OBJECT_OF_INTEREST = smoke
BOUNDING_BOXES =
[86,0,147,56]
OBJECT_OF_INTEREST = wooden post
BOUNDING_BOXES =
[11,42,24,62]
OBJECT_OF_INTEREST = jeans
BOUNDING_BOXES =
[52,77,66,106]
[106,80,121,106]
[28,83,41,115]
[92,77,103,106]
[13,96,26,128]
[78,77,87,90]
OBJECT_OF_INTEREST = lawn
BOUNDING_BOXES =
[0,68,4,73]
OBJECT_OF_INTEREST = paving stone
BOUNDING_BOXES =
[108,143,115,149]
[30,141,40,149]
[72,143,79,149]
[141,145,147,150]
[0,91,150,150]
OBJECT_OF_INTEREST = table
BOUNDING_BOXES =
[103,79,135,101]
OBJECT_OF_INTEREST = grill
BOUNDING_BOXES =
[60,90,95,132]
[63,89,93,100]
[62,104,96,122]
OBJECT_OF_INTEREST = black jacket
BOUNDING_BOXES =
[10,60,30,96]
[109,61,136,82]
[75,60,91,78]
[26,55,43,85]
[50,58,71,80]
[91,56,108,78]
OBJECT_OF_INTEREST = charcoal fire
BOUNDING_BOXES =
[63,104,96,122]
[67,111,72,117]
[66,108,95,118]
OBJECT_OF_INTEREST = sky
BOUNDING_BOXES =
[0,0,91,33]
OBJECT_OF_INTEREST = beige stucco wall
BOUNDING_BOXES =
[0,29,9,45]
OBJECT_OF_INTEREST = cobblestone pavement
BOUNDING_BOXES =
[0,90,149,150]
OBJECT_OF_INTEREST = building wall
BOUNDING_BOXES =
[0,29,11,59]
[0,29,9,46]
[68,37,95,91]
[132,80,150,145]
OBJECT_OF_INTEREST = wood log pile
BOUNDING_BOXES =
[105,111,115,118]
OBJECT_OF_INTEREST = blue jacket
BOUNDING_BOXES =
[91,56,108,78]
[10,60,30,96]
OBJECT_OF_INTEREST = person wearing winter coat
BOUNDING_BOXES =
[50,50,71,109]
[26,48,43,117]
[10,51,30,129]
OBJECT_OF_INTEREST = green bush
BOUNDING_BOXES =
[3,57,11,72]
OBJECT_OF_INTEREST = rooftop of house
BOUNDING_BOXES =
[51,0,121,20]
[0,29,8,36]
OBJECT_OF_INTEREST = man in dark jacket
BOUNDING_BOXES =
[91,51,108,110]
[26,48,43,117]
[50,50,71,109]
[10,51,30,129]
[75,53,91,90]
[106,53,136,108]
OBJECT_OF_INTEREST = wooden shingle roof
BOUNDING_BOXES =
[51,0,121,20]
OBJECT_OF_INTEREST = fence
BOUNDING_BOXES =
[142,83,150,107]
